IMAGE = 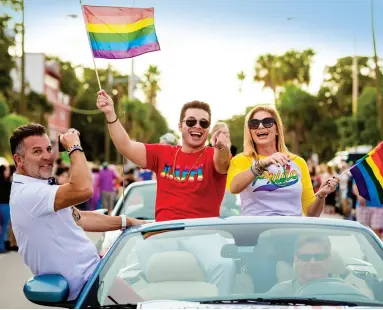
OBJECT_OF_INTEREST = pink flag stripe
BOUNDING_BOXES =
[92,41,160,59]
[83,6,154,25]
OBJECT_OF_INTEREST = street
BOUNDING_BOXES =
[0,232,102,309]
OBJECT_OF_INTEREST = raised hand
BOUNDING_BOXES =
[211,129,231,151]
[96,90,115,117]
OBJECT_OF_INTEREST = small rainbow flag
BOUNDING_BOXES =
[82,5,160,59]
[350,142,383,206]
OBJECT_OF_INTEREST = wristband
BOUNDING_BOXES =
[120,215,127,229]
[107,116,118,124]
[250,165,258,177]
[67,145,84,156]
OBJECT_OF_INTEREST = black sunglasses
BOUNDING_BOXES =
[297,253,329,262]
[183,118,210,129]
[248,117,276,130]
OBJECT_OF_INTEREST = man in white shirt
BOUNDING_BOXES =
[9,123,145,302]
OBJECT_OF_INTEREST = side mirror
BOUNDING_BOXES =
[24,274,69,306]
[93,208,108,215]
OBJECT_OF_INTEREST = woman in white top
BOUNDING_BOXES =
[226,105,338,217]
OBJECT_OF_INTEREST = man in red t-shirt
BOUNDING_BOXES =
[96,90,231,222]
[97,91,235,295]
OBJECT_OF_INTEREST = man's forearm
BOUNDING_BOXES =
[77,211,122,232]
[214,147,231,174]
[69,151,92,191]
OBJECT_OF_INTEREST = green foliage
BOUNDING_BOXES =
[71,88,107,162]
[253,49,315,98]
[0,94,9,154]
[122,96,168,143]
[0,15,15,99]
[356,86,381,146]
[278,83,320,155]
[224,113,246,153]
[0,94,29,156]
[0,93,9,118]
[3,113,29,132]
[319,56,376,117]
[140,65,161,106]
[46,57,81,98]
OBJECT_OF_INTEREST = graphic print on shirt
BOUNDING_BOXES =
[252,163,299,192]
[160,163,204,182]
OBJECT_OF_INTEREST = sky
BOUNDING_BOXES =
[2,0,383,131]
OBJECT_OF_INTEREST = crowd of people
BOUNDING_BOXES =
[308,159,383,238]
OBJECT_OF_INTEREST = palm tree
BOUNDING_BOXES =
[237,71,246,93]
[140,65,161,107]
[253,49,315,103]
[253,54,281,102]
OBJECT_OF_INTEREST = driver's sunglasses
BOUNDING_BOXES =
[183,118,210,129]
[297,253,329,262]
[248,117,276,130]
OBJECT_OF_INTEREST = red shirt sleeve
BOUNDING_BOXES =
[144,144,168,172]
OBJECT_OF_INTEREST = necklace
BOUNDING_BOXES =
[171,146,206,182]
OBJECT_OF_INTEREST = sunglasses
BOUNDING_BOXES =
[248,117,276,130]
[297,253,329,262]
[183,118,210,129]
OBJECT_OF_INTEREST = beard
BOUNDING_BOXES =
[23,161,53,180]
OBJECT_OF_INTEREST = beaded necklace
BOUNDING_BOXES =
[171,146,206,182]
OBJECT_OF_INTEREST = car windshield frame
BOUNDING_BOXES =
[79,222,383,308]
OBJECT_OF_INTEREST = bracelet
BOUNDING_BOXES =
[67,145,84,156]
[250,161,266,177]
[120,215,127,229]
[107,116,118,124]
[317,193,328,200]
[250,165,258,177]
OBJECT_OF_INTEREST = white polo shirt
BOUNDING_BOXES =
[10,173,100,301]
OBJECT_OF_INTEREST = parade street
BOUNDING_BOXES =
[0,232,102,309]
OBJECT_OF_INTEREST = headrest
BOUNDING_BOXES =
[146,251,206,283]
[328,252,346,275]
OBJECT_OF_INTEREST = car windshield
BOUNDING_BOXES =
[94,223,383,306]
[117,182,241,219]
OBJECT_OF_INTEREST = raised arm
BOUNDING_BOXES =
[96,90,147,168]
[54,129,94,211]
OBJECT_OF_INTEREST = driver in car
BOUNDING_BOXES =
[268,235,333,295]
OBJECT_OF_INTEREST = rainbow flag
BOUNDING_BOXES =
[350,142,383,206]
[82,5,160,59]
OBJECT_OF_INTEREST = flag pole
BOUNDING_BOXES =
[314,153,370,197]
[79,0,102,91]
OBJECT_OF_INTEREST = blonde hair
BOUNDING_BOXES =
[211,122,228,136]
[243,105,290,158]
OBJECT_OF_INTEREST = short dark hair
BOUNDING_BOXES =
[179,100,211,124]
[294,235,331,255]
[10,123,47,155]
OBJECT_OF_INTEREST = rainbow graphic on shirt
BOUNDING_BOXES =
[252,164,299,192]
[160,164,204,182]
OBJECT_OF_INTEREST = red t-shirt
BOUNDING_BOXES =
[145,144,227,221]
